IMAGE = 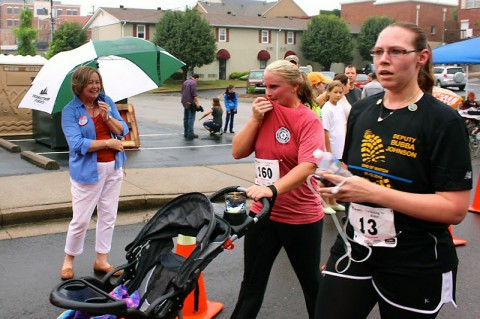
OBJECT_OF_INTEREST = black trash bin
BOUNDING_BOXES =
[32,110,68,149]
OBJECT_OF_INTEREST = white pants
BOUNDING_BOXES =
[65,161,123,256]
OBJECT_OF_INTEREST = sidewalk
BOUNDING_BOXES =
[0,163,255,230]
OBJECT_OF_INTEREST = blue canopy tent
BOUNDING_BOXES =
[432,37,480,64]
[432,37,480,93]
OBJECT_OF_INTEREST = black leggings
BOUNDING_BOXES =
[230,218,323,319]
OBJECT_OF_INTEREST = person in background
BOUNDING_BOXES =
[321,80,348,213]
[60,66,129,280]
[361,72,384,98]
[224,85,238,133]
[181,73,203,139]
[344,65,362,106]
[230,60,325,319]
[285,54,300,68]
[459,91,479,110]
[315,22,471,319]
[308,72,332,111]
[199,97,224,135]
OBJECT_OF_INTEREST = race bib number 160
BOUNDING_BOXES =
[254,158,280,186]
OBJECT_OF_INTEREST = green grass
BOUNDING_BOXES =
[158,79,246,92]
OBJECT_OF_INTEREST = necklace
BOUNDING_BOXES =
[377,90,422,122]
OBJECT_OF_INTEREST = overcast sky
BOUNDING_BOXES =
[64,0,340,16]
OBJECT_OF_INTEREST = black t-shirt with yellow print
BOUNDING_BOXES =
[340,91,472,273]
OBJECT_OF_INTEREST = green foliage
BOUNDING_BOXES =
[14,8,38,56]
[229,71,248,80]
[154,9,216,79]
[302,15,353,70]
[246,86,257,94]
[357,16,396,61]
[45,22,88,59]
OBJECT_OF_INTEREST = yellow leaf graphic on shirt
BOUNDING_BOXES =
[361,129,386,163]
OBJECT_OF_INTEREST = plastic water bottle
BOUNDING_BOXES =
[313,149,352,177]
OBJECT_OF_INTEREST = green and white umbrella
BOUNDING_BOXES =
[19,37,185,114]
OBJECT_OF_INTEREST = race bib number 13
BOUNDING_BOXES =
[349,202,397,248]
[254,158,280,186]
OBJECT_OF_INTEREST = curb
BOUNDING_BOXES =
[0,194,182,228]
[20,151,60,170]
[0,138,21,153]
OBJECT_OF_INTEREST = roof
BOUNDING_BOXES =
[196,0,276,16]
[56,15,91,26]
[203,13,309,30]
[0,54,47,65]
[85,7,164,28]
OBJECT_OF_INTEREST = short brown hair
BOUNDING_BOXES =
[71,66,103,97]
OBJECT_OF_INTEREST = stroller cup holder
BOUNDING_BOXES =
[210,186,271,239]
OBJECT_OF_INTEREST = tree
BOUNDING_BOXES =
[45,22,88,59]
[357,16,396,61]
[14,8,38,56]
[154,9,216,79]
[302,15,353,71]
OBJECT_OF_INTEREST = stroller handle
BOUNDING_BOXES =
[208,186,271,221]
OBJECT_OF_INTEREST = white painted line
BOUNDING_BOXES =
[36,144,232,155]
[131,144,232,151]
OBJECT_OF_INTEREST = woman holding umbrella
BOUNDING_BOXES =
[60,66,129,280]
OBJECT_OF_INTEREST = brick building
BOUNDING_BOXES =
[0,0,83,52]
[458,0,480,38]
[340,0,458,44]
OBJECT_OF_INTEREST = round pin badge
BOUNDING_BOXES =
[408,104,418,112]
[78,115,88,126]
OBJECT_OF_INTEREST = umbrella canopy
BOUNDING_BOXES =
[19,37,185,114]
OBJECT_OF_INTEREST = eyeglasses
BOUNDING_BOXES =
[369,48,420,58]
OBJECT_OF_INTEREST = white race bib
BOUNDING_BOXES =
[254,158,280,186]
[349,202,397,248]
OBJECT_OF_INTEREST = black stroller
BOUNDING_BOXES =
[50,186,270,319]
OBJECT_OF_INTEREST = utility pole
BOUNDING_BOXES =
[50,0,55,43]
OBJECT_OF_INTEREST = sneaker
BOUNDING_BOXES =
[219,128,224,135]
[323,205,336,215]
[230,131,235,134]
[330,204,345,211]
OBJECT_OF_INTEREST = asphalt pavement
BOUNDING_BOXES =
[1,90,480,318]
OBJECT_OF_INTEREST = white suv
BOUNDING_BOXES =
[434,66,466,91]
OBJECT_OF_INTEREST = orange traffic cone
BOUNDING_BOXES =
[468,176,480,213]
[175,235,223,319]
[448,225,467,246]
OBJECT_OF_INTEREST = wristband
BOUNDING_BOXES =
[267,184,277,205]
[105,139,110,149]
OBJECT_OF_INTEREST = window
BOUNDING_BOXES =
[465,0,480,8]
[218,28,227,42]
[260,60,267,69]
[37,8,48,15]
[66,9,71,15]
[72,10,78,15]
[286,31,294,44]
[6,7,12,14]
[13,20,19,26]
[7,20,13,27]
[14,7,19,14]
[137,25,146,39]
[56,9,62,16]
[431,26,436,35]
[261,30,269,43]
